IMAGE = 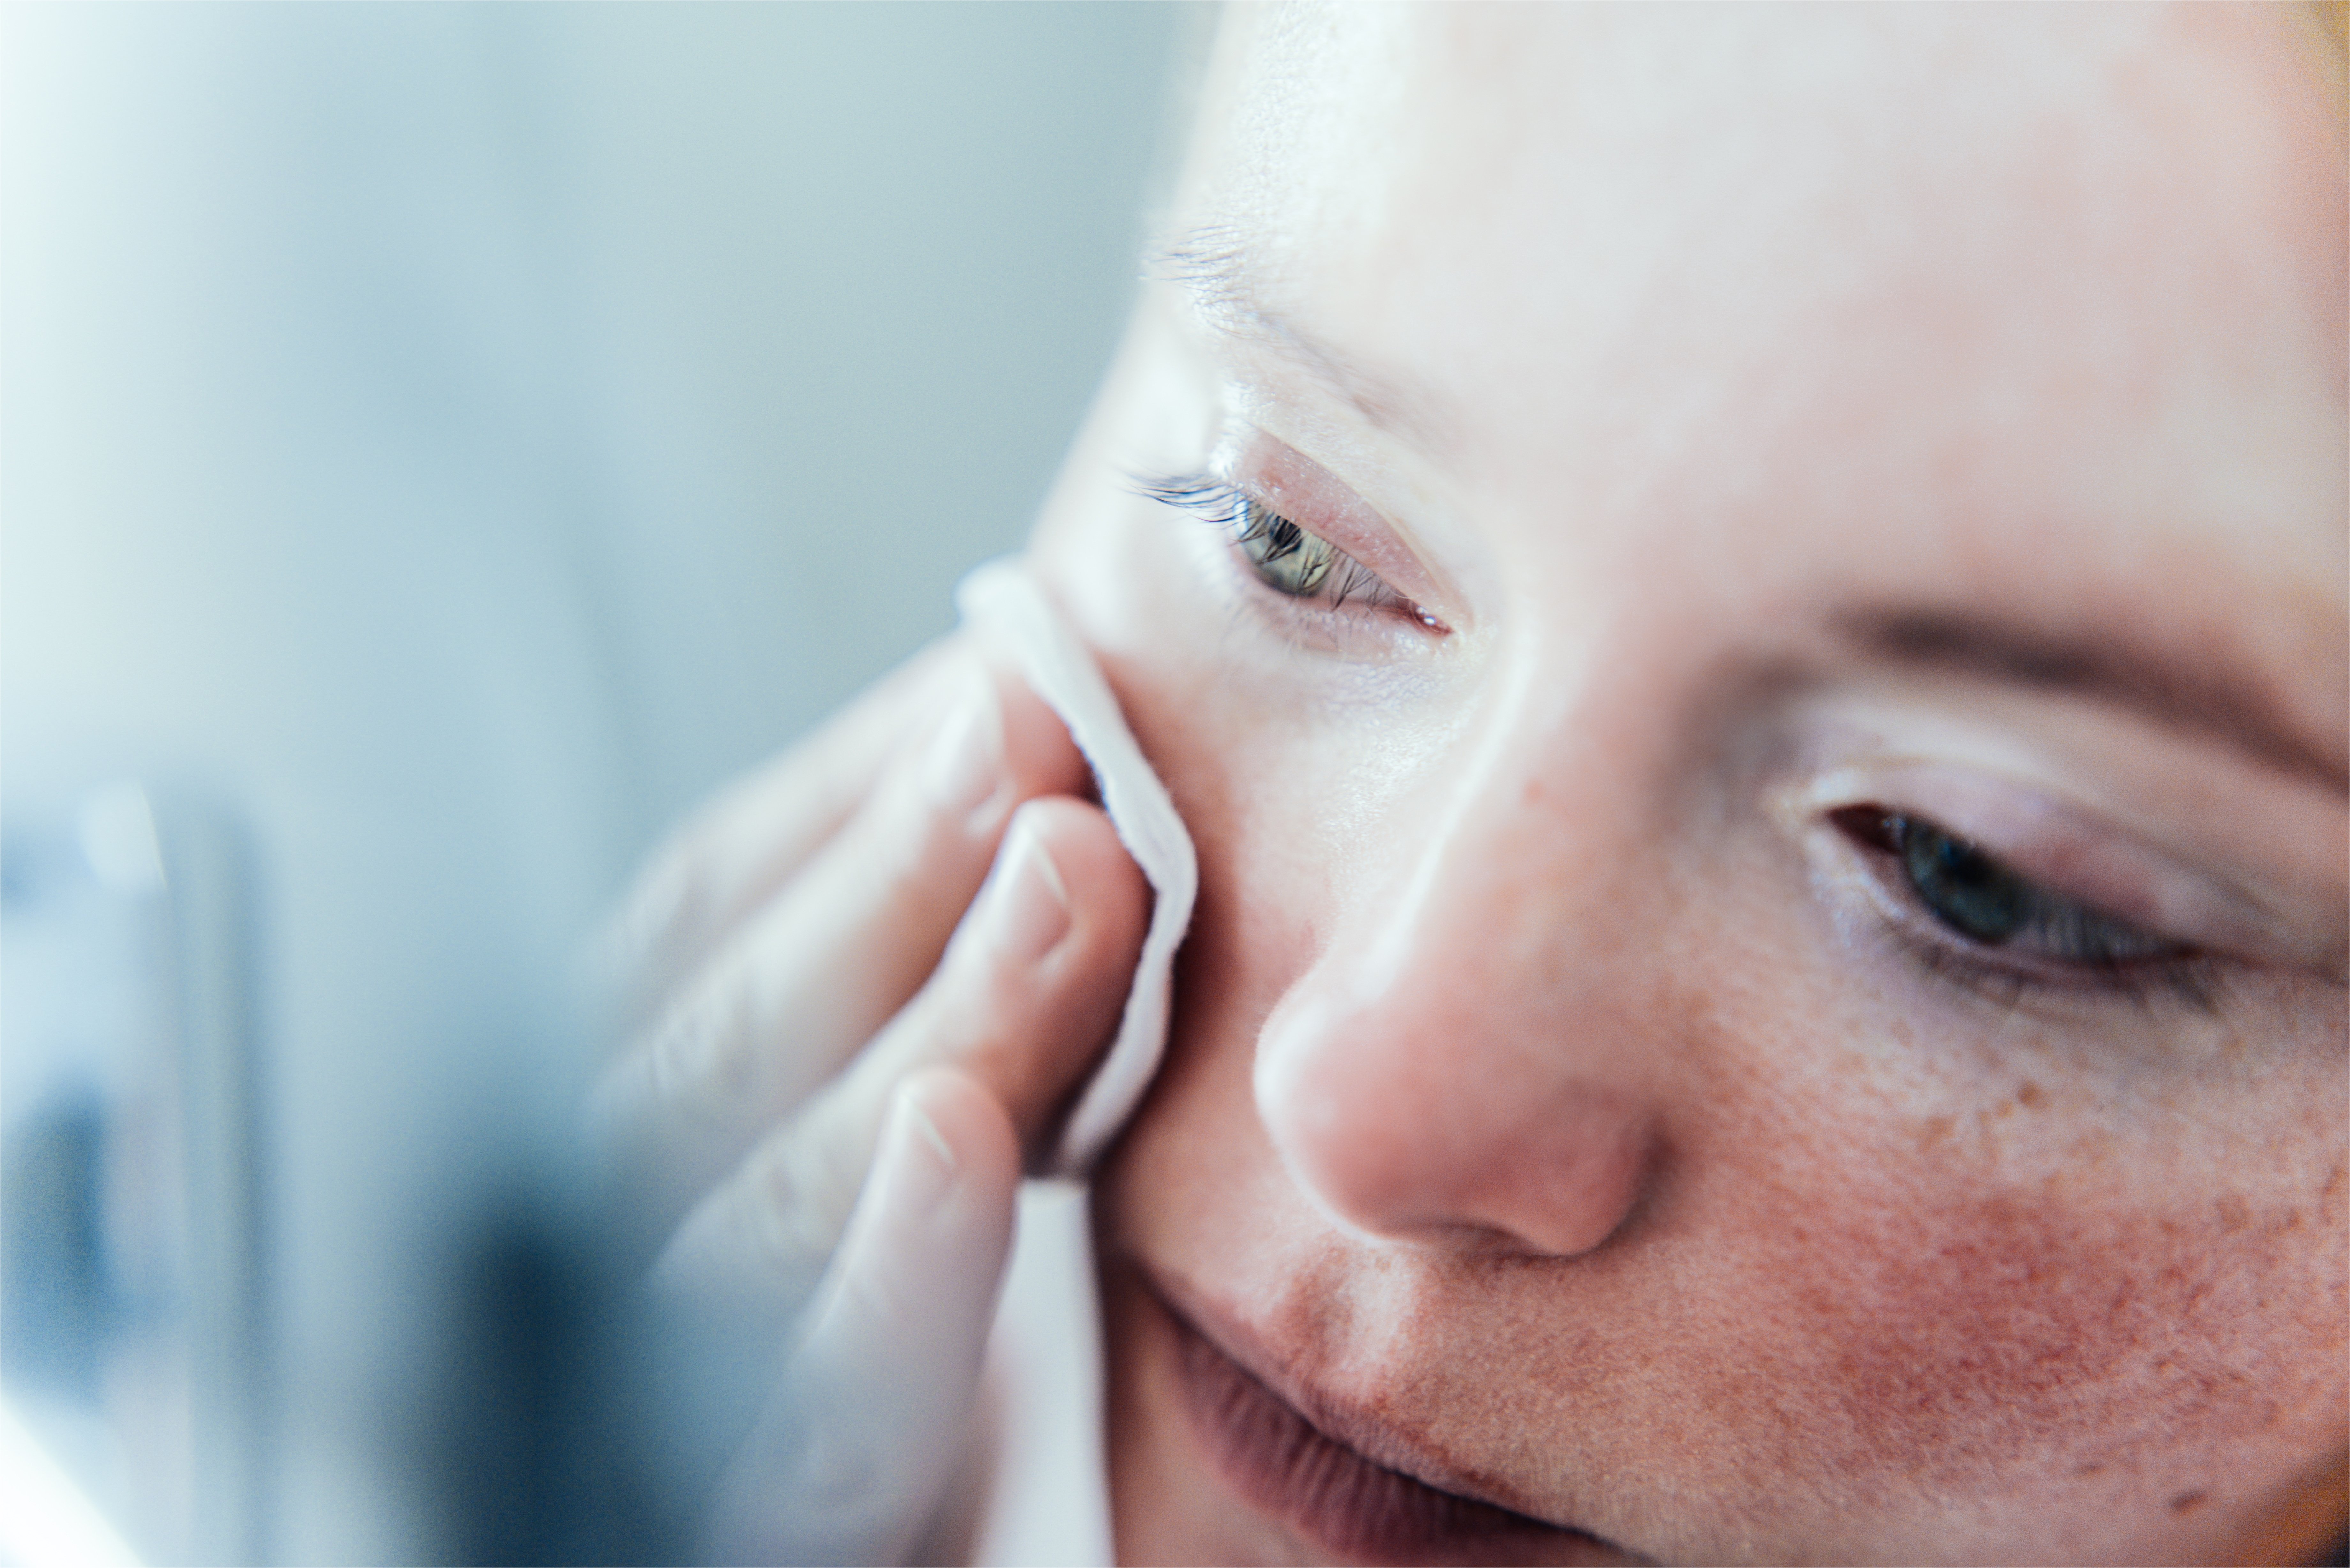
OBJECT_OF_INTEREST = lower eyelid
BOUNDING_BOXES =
[1882,919,2223,1012]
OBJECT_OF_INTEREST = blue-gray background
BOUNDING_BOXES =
[2,4,1195,1558]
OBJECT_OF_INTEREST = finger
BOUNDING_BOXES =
[657,795,1147,1302]
[594,657,1092,1232]
[701,1068,1019,1568]
[596,637,958,1027]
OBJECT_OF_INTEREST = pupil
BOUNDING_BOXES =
[1900,821,2028,945]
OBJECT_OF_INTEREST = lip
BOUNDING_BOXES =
[1149,1278,1647,1566]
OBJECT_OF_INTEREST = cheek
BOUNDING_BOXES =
[1664,1001,2349,1548]
[1651,861,2349,1490]
[1730,1172,2345,1464]
[1081,641,1415,1256]
[1091,626,1433,982]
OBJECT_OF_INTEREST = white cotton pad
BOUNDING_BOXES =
[955,557,1199,1178]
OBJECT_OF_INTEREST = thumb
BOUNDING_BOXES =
[707,1068,1020,1566]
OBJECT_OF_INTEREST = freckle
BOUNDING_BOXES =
[2014,1081,2043,1108]
[2214,1196,2248,1233]
[1920,1115,1953,1146]
[2075,1462,2105,1477]
[2168,1491,2208,1515]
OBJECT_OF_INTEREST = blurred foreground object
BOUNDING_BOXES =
[1,788,267,1564]
[0,2,1186,1558]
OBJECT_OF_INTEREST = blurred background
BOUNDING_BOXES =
[0,4,1198,1561]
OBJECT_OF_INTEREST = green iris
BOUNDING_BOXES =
[1899,820,2029,945]
[1237,501,1336,596]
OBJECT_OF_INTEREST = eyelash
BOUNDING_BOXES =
[1830,805,2225,1012]
[1137,473,1439,629]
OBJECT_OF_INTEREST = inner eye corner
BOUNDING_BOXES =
[1829,803,1902,853]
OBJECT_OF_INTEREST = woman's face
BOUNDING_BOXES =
[1027,6,2347,1563]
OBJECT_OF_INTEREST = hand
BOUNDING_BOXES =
[591,637,1149,1564]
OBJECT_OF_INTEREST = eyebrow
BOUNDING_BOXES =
[1148,229,1460,456]
[1848,609,2349,795]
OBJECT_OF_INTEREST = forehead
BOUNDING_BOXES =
[1180,1,2346,744]
[1191,7,2343,409]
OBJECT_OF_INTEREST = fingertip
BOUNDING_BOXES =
[895,1066,1021,1220]
[937,799,1148,1168]
[1004,795,1152,960]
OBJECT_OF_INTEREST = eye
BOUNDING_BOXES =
[1137,472,1442,630]
[1833,806,2194,976]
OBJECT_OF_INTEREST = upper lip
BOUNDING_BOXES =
[1145,1265,1640,1557]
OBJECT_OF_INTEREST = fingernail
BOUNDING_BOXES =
[977,815,1072,962]
[921,674,1002,820]
[881,1080,961,1217]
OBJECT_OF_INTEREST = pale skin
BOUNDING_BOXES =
[603,5,2347,1564]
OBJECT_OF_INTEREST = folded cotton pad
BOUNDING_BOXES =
[956,558,1199,1178]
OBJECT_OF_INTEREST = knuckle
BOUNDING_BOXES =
[730,1135,845,1293]
[651,973,745,1104]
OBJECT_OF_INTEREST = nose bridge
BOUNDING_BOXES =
[1254,652,1666,1257]
[1357,638,1649,1055]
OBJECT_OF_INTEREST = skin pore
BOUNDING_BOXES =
[1021,6,2348,1565]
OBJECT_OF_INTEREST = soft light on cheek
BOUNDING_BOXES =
[1037,498,1186,666]
[1249,986,1352,1196]
[1243,803,1434,1168]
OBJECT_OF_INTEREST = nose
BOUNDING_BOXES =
[1252,716,1668,1259]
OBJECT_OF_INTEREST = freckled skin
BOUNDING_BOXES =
[1088,704,2344,1561]
[1029,5,2347,1564]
